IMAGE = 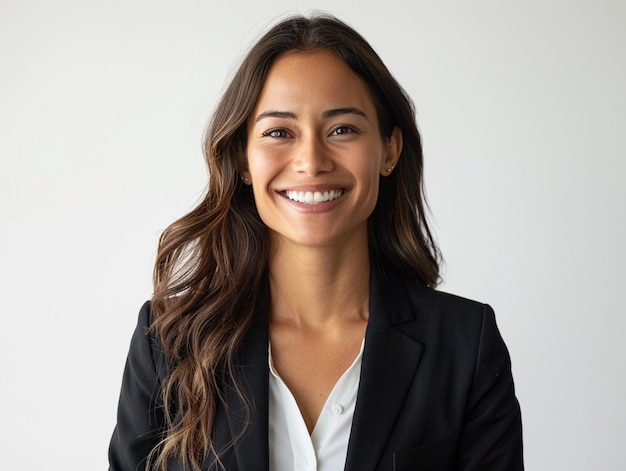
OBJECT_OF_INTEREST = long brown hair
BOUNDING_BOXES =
[148,12,441,470]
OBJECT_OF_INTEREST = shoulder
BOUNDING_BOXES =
[408,280,495,328]
[390,276,512,372]
[373,266,492,329]
[405,279,488,315]
[407,280,493,341]
[126,300,168,383]
[371,267,503,357]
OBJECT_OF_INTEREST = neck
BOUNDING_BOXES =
[268,235,371,329]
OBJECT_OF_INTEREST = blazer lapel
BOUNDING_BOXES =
[344,267,425,471]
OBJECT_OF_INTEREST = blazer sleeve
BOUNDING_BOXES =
[457,304,524,470]
[109,301,166,471]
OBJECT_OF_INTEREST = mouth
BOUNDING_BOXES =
[282,189,345,205]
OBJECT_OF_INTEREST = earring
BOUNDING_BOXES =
[241,176,249,183]
[386,166,394,173]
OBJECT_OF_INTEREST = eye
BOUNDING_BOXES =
[330,125,357,136]
[263,128,291,138]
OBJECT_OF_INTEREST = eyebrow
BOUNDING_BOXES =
[322,107,367,119]
[254,111,297,122]
[254,107,368,123]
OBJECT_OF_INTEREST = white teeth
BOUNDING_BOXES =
[284,189,344,204]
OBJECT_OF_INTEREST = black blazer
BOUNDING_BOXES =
[109,267,523,470]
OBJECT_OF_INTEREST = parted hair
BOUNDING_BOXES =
[148,12,441,471]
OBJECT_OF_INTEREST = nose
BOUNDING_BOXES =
[292,135,334,176]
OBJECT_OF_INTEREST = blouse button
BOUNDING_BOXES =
[332,404,344,414]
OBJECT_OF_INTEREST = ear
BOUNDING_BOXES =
[380,127,403,176]
[237,148,252,185]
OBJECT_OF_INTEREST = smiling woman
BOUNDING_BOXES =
[243,49,401,249]
[108,13,523,471]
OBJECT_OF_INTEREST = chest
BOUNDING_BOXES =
[268,323,366,432]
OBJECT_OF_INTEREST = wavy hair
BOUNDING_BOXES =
[148,12,441,470]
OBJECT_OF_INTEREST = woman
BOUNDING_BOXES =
[109,13,523,471]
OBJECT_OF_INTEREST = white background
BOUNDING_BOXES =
[1,1,625,469]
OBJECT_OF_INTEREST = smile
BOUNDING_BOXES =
[283,189,345,204]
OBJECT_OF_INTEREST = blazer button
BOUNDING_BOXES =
[332,404,344,414]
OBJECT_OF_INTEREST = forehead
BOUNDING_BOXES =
[252,49,376,114]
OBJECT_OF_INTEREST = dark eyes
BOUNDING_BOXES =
[262,126,357,138]
[330,125,356,136]
[263,129,291,138]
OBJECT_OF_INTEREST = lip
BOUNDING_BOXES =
[276,184,348,193]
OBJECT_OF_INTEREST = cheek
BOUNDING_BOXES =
[366,176,381,207]
[350,153,383,188]
[356,158,383,209]
[349,163,380,203]
[247,156,279,216]
[247,149,283,183]
[246,159,267,187]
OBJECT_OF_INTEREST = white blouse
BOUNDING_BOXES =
[268,341,364,471]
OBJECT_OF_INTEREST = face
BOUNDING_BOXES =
[242,49,401,249]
